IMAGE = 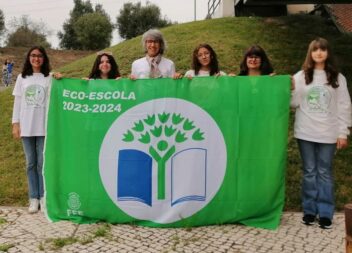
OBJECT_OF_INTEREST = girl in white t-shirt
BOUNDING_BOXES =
[291,38,352,229]
[12,46,52,214]
[185,44,226,77]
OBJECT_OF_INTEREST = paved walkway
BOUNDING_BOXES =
[0,207,346,253]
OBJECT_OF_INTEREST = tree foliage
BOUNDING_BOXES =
[116,2,172,40]
[0,10,5,39]
[122,112,204,199]
[58,0,113,50]
[6,16,51,48]
[74,13,113,50]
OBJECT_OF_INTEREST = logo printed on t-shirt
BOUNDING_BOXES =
[25,84,46,107]
[306,85,331,114]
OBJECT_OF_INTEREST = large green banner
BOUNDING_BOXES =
[44,76,290,229]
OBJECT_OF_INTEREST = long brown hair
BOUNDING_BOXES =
[192,44,219,76]
[302,38,339,88]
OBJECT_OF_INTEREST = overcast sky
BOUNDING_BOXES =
[1,0,209,48]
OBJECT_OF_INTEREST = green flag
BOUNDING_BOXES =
[44,76,290,229]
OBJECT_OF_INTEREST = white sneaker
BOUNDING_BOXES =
[28,199,39,213]
[40,198,45,213]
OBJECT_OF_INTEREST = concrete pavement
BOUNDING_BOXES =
[0,207,346,253]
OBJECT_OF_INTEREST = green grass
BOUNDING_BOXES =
[0,88,27,206]
[58,15,352,84]
[48,237,78,250]
[0,217,7,224]
[0,15,352,211]
[93,223,111,237]
[0,244,14,252]
[79,236,94,245]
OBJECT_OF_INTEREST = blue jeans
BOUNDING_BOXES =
[2,70,8,86]
[22,137,45,199]
[297,139,336,220]
[7,72,12,86]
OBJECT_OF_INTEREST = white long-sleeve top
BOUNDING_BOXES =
[12,73,51,137]
[131,56,175,79]
[291,69,352,143]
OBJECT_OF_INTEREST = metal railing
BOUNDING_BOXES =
[208,0,221,17]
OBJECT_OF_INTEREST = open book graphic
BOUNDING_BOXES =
[171,148,207,206]
[117,149,152,206]
[117,148,207,206]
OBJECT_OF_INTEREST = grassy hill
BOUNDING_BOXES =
[59,15,352,84]
[1,15,351,210]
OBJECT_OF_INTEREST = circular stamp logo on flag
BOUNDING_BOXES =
[99,98,227,223]
[68,192,81,211]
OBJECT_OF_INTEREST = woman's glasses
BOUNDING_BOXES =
[146,40,160,45]
[247,55,261,60]
[197,52,210,58]
[30,54,44,59]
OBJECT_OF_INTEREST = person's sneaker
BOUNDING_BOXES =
[319,217,332,229]
[39,198,45,213]
[28,199,39,213]
[302,214,316,225]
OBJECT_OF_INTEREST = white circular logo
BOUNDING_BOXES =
[99,98,227,223]
[306,86,331,113]
[68,192,81,210]
[25,85,46,107]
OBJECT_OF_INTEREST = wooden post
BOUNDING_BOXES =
[345,204,352,253]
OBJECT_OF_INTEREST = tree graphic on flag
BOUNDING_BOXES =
[122,112,205,200]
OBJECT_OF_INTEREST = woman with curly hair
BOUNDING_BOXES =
[185,43,226,77]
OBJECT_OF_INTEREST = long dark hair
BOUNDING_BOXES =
[302,37,339,88]
[192,44,220,76]
[21,46,51,78]
[239,45,273,76]
[88,53,120,79]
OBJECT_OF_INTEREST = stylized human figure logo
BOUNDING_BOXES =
[25,85,45,107]
[306,86,331,113]
[100,98,226,223]
[122,112,205,200]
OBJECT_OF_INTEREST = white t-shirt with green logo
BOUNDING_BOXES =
[12,73,51,137]
[291,69,352,143]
